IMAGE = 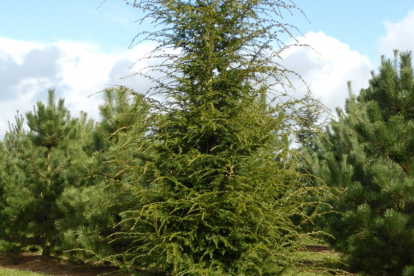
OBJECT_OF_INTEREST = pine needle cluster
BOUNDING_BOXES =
[303,51,414,276]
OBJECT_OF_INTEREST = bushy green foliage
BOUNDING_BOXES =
[303,51,414,276]
[55,86,154,262]
[0,90,92,256]
[117,105,316,275]
[104,0,321,275]
[0,1,325,274]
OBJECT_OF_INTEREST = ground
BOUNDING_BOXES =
[0,244,349,276]
[0,253,127,276]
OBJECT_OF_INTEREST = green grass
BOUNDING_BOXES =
[0,267,47,276]
[296,250,340,262]
[283,238,352,276]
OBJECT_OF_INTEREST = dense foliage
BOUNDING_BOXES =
[0,90,91,256]
[303,51,414,276]
[0,0,326,275]
[55,86,154,261]
[7,1,414,276]
[93,0,327,275]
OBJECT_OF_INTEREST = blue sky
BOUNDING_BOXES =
[296,1,414,59]
[1,0,414,135]
[3,1,413,59]
[0,1,139,51]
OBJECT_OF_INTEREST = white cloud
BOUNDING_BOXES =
[0,37,42,63]
[281,31,373,113]
[0,36,156,137]
[378,10,414,55]
[0,31,374,138]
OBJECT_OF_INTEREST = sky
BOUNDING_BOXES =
[1,0,414,136]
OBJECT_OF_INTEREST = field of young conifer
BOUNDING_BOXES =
[1,0,414,276]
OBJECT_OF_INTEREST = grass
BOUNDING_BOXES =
[283,237,351,276]
[0,267,47,276]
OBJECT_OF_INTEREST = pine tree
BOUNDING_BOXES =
[55,86,154,262]
[108,1,321,275]
[0,90,89,256]
[303,51,414,276]
[0,112,29,253]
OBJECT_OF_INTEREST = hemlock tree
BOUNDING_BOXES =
[0,90,89,256]
[108,0,322,275]
[303,51,414,276]
[295,92,327,148]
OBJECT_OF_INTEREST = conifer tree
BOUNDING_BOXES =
[108,1,321,275]
[303,51,414,276]
[295,92,327,148]
[0,90,89,256]
[56,86,153,261]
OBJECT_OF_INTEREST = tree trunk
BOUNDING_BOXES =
[42,242,51,257]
